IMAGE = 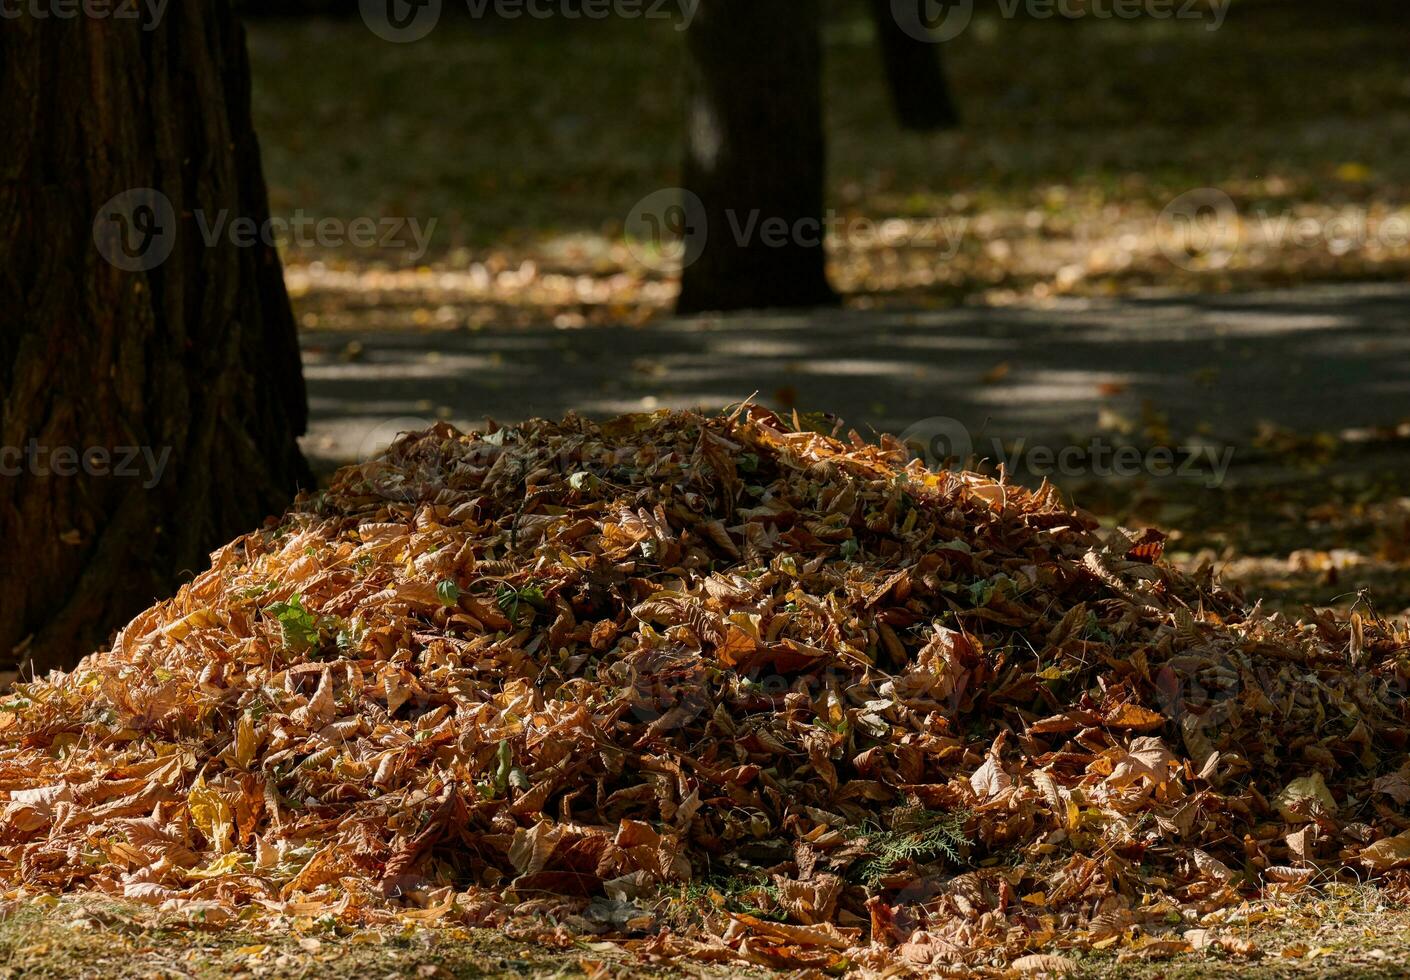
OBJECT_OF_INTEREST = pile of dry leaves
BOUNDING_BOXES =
[3,408,1409,973]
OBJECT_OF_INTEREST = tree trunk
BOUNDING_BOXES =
[0,3,309,674]
[676,0,838,314]
[867,0,960,131]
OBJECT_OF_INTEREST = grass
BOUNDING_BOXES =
[0,895,769,979]
[1075,883,1410,978]
[0,897,564,978]
[3,884,1409,977]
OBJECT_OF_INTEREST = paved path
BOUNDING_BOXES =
[300,282,1410,470]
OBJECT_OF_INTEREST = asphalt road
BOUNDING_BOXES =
[300,281,1410,473]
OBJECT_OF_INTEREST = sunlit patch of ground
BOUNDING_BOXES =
[0,895,680,979]
[1077,884,1410,978]
[0,894,784,979]
[245,1,1410,331]
[3,885,1409,977]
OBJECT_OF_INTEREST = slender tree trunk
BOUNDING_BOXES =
[867,0,960,131]
[677,0,838,314]
[0,3,309,673]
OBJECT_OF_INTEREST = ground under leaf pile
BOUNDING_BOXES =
[3,408,1409,973]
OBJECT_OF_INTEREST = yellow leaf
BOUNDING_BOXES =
[161,608,217,640]
[188,777,234,854]
[234,714,259,770]
[1275,772,1337,823]
[1105,703,1165,731]
[186,851,249,880]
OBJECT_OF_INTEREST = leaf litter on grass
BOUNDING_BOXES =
[1,407,1408,974]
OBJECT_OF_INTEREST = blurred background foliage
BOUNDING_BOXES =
[243,0,1410,329]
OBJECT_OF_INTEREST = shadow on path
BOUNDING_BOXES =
[301,282,1410,469]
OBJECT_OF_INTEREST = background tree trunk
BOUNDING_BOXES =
[867,0,961,131]
[0,3,309,674]
[677,0,838,314]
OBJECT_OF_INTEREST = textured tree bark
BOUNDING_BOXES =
[867,0,961,131]
[677,0,839,314]
[0,3,309,673]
